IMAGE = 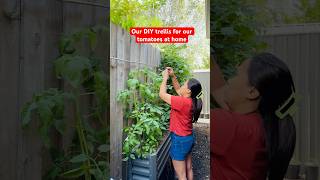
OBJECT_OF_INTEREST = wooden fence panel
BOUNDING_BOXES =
[110,22,119,179]
[109,23,161,179]
[0,1,109,179]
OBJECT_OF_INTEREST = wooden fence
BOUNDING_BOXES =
[261,23,320,179]
[109,23,161,179]
[0,1,109,179]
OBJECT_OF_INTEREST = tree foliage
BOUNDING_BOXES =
[211,0,267,78]
[284,0,320,23]
[159,45,192,89]
[111,0,209,70]
[111,0,166,30]
[158,0,209,69]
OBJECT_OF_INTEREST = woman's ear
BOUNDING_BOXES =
[247,87,260,100]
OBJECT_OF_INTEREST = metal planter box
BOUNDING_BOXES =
[127,133,171,180]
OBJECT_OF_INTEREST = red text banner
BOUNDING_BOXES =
[130,27,195,43]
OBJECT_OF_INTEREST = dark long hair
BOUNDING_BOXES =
[188,78,203,123]
[248,53,296,180]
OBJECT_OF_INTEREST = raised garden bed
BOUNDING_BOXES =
[125,133,171,180]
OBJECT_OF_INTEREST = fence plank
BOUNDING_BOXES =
[285,34,300,162]
[110,23,119,178]
[308,34,318,162]
[0,1,21,179]
[18,1,61,179]
[129,36,139,70]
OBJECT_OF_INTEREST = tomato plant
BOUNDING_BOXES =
[118,43,193,160]
[118,68,170,160]
[21,26,109,180]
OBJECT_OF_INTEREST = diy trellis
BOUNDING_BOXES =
[110,56,158,68]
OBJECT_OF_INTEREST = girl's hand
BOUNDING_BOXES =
[162,69,169,80]
[166,67,174,76]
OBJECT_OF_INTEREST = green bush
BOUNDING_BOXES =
[211,0,267,78]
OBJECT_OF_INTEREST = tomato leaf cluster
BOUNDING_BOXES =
[118,68,170,160]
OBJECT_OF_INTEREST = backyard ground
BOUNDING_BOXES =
[192,119,210,180]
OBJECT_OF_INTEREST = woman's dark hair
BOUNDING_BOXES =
[248,52,296,180]
[188,78,203,123]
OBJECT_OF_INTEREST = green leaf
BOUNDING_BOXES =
[60,167,85,178]
[97,144,110,153]
[45,165,62,180]
[130,154,136,159]
[59,37,75,55]
[21,102,37,127]
[98,161,108,167]
[69,154,88,163]
[53,119,65,134]
[127,79,139,89]
[54,55,92,88]
[88,30,97,51]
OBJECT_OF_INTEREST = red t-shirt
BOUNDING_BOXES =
[169,96,193,136]
[210,109,268,180]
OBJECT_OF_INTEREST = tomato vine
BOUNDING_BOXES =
[118,44,192,160]
[21,26,109,180]
[118,68,170,160]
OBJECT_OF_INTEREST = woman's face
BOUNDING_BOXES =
[224,60,259,109]
[178,80,191,97]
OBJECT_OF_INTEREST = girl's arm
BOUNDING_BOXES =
[171,74,181,94]
[159,69,172,105]
[167,67,181,94]
[211,56,230,110]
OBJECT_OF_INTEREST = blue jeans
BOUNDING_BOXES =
[170,132,195,161]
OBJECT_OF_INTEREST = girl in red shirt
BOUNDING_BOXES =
[211,52,297,180]
[159,67,203,180]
